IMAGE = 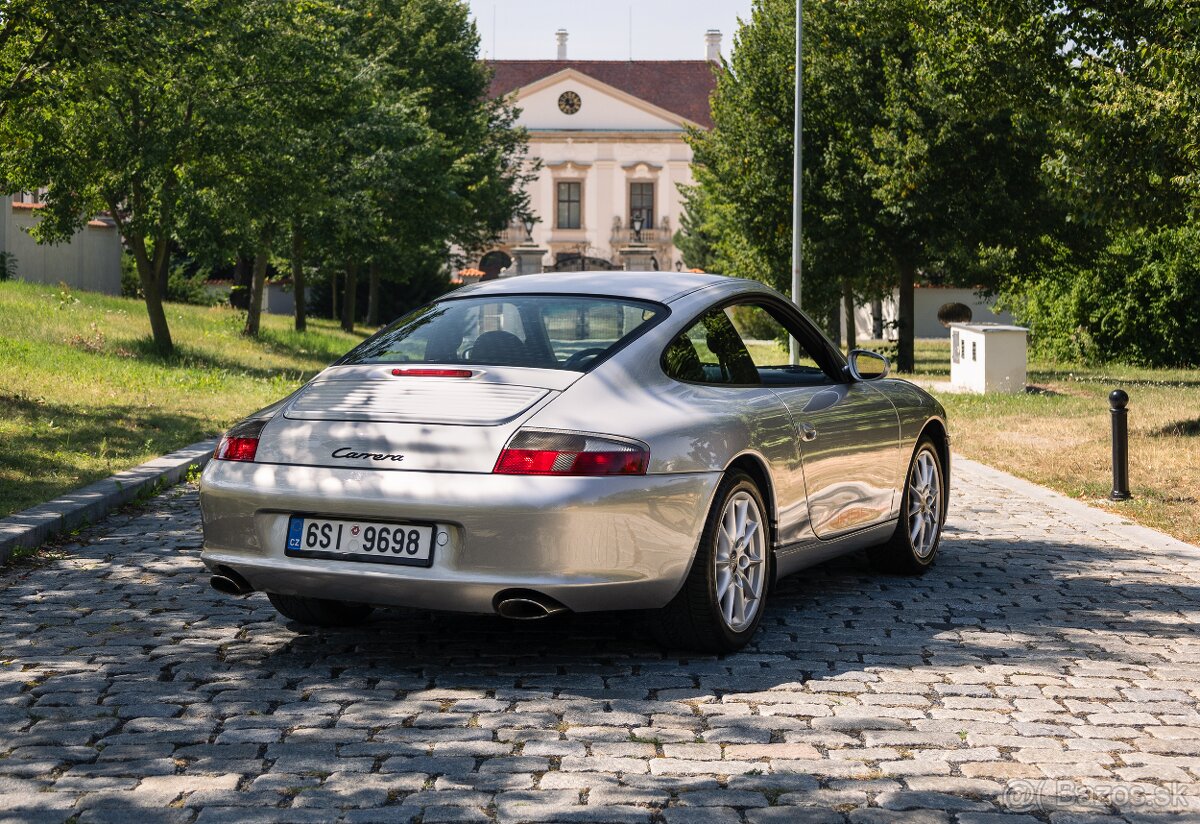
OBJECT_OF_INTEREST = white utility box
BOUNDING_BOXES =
[950,323,1029,394]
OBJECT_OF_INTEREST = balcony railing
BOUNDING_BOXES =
[496,225,530,245]
[611,228,667,245]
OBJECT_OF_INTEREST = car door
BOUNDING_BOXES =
[659,308,805,543]
[725,299,902,540]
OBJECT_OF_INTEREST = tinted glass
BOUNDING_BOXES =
[341,296,662,372]
[662,309,759,385]
[727,303,831,384]
[663,303,833,386]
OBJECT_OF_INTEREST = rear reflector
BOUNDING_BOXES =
[214,418,268,463]
[494,430,649,476]
[391,368,474,378]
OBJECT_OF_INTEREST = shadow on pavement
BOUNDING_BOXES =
[2,487,1198,822]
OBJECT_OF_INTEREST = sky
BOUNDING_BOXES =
[466,0,755,61]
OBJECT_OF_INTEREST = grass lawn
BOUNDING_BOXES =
[0,280,365,518]
[897,339,1199,546]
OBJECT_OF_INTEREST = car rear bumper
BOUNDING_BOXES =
[199,461,720,613]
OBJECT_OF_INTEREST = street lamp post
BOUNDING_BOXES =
[631,214,644,243]
[789,0,803,365]
[522,216,536,243]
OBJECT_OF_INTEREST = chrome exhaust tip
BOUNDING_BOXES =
[494,591,569,620]
[209,568,254,596]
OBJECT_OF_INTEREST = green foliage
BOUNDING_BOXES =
[0,0,531,346]
[296,0,532,331]
[997,2,1200,367]
[121,254,219,306]
[674,184,725,274]
[1048,3,1200,228]
[307,251,453,326]
[0,251,16,282]
[1006,226,1200,368]
[119,254,139,299]
[167,268,219,307]
[685,0,1059,367]
[728,304,783,342]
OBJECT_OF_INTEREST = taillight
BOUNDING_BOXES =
[494,430,649,476]
[214,418,267,463]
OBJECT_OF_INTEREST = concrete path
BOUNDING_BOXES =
[2,458,1199,823]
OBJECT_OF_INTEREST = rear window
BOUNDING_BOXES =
[340,295,665,372]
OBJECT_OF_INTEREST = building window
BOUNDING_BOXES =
[630,182,654,229]
[557,181,581,229]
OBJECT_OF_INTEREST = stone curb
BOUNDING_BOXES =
[953,453,1199,554]
[0,438,219,565]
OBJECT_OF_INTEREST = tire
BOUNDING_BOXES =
[870,437,945,575]
[267,592,373,627]
[653,471,771,653]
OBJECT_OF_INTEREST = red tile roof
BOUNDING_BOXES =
[488,60,718,128]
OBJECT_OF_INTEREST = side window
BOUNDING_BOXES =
[662,309,759,385]
[726,302,833,386]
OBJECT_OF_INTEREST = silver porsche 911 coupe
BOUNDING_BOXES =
[201,272,948,652]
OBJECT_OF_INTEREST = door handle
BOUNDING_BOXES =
[798,422,818,442]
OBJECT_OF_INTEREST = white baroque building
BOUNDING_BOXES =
[474,30,721,278]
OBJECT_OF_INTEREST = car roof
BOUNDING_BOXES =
[445,271,775,304]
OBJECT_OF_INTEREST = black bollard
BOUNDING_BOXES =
[1109,389,1131,501]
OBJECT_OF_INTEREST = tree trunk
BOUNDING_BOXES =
[331,270,338,321]
[341,263,358,332]
[231,253,253,309]
[151,237,171,302]
[244,247,269,337]
[129,234,173,353]
[842,280,857,351]
[234,254,253,287]
[827,303,841,348]
[896,259,916,373]
[291,227,306,332]
[871,299,884,340]
[366,261,381,327]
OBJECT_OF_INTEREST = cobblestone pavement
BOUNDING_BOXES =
[3,459,1200,824]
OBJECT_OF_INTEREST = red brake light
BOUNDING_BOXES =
[216,436,259,462]
[494,430,649,476]
[214,418,267,462]
[392,368,474,378]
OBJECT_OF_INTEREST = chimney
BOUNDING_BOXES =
[705,29,722,62]
[556,29,568,60]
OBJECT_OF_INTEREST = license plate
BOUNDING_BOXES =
[285,516,434,567]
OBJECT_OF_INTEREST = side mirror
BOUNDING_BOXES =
[847,349,890,381]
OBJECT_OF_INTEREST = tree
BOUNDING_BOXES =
[305,0,531,333]
[992,2,1200,367]
[175,0,347,337]
[0,1,243,352]
[0,0,531,346]
[348,0,530,330]
[686,0,1060,371]
[1047,2,1200,229]
[0,1,148,118]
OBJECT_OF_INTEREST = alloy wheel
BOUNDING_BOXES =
[713,490,766,631]
[908,448,942,559]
